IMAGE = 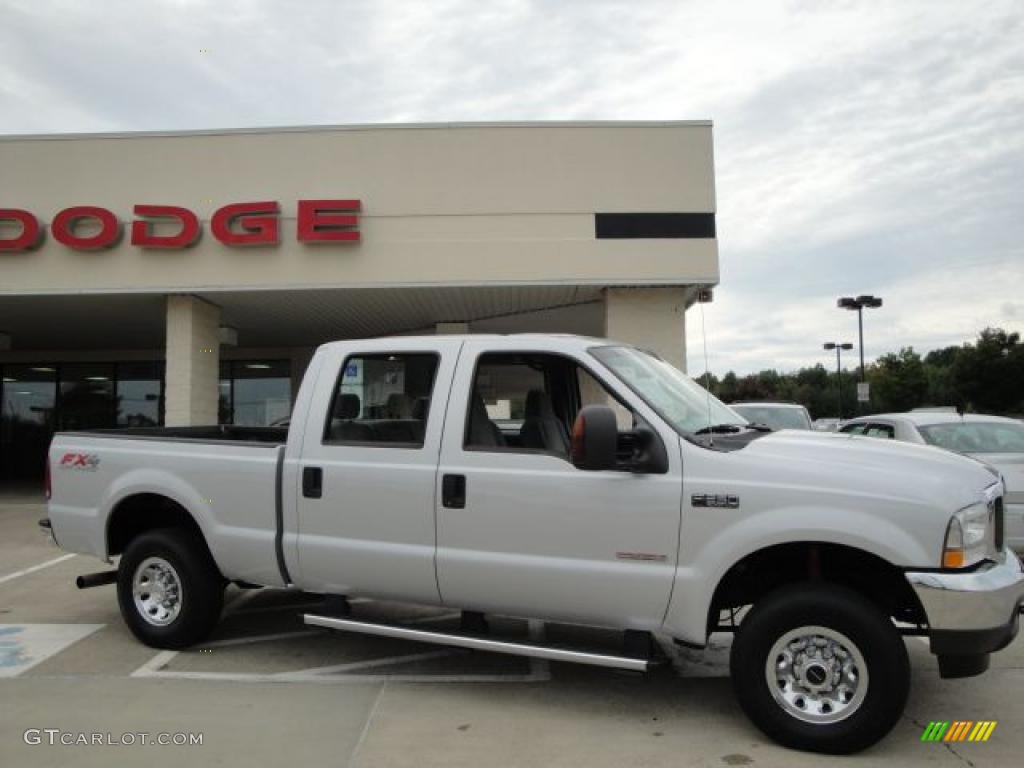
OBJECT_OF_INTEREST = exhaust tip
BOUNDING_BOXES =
[76,570,118,589]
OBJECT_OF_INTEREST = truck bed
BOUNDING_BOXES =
[49,427,288,587]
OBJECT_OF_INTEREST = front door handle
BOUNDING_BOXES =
[303,466,323,499]
[442,474,466,509]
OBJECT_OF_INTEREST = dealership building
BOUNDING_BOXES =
[0,121,718,486]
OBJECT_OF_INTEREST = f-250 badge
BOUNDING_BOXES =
[691,494,739,509]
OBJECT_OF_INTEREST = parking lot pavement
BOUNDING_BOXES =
[2,497,1022,767]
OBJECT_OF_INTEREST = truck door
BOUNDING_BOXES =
[294,338,461,603]
[435,341,683,630]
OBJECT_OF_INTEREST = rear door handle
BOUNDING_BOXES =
[442,474,466,509]
[303,466,323,499]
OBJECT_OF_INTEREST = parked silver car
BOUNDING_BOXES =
[841,412,1024,553]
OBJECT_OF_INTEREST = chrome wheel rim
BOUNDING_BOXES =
[132,556,183,627]
[766,625,868,724]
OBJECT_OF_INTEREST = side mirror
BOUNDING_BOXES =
[571,405,669,474]
[571,405,618,471]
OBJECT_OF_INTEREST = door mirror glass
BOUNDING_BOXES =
[570,405,618,471]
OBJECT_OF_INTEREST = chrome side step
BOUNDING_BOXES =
[302,613,652,672]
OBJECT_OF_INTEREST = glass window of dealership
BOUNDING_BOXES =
[0,121,719,487]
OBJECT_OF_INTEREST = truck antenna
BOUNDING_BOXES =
[698,288,715,446]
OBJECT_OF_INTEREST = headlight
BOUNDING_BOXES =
[942,502,991,568]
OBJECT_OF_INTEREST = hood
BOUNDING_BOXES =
[733,429,999,512]
[965,452,1024,499]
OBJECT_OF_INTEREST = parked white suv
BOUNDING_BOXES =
[43,335,1024,754]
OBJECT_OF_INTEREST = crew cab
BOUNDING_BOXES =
[44,334,1024,754]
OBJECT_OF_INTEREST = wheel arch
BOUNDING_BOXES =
[705,541,927,638]
[106,492,214,567]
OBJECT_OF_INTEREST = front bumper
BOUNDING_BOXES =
[906,551,1024,677]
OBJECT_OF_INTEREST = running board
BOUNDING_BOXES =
[302,613,652,672]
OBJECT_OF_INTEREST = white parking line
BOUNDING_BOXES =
[349,681,386,768]
[203,630,321,649]
[282,649,457,678]
[0,624,104,677]
[130,649,180,678]
[0,553,76,586]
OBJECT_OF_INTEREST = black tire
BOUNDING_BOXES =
[117,528,225,649]
[730,582,909,754]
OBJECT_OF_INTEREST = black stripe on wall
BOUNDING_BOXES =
[595,213,716,239]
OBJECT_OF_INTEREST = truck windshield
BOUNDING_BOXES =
[590,345,744,436]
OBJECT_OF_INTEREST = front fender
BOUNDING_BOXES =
[664,504,935,644]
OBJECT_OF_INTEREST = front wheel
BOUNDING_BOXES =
[730,583,909,754]
[117,528,225,649]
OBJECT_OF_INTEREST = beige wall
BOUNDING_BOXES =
[1,122,718,425]
[0,122,717,296]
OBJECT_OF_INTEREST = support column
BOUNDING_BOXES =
[165,295,221,426]
[603,287,688,372]
[290,347,316,405]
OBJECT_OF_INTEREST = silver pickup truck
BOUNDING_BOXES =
[44,334,1024,753]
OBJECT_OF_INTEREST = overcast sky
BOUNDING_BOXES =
[2,0,1021,374]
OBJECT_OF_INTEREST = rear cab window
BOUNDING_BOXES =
[324,353,439,447]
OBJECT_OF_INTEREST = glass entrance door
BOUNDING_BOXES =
[0,361,164,487]
[58,364,117,432]
[1,365,57,483]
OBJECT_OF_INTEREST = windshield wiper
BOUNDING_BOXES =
[694,423,772,435]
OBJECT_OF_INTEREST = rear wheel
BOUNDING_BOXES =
[117,529,224,649]
[730,583,909,754]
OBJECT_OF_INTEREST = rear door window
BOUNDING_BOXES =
[324,353,439,447]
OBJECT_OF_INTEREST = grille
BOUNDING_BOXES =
[994,496,1005,551]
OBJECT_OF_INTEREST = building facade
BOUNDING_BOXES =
[0,121,718,486]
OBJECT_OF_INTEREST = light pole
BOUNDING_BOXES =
[824,342,854,420]
[837,295,883,382]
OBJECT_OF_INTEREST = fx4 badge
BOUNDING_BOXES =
[692,494,739,509]
[59,453,100,471]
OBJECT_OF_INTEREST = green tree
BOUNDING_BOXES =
[717,371,739,403]
[706,326,1021,420]
[922,345,960,407]
[868,347,928,412]
[951,328,1024,413]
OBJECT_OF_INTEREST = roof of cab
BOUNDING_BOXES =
[317,333,625,353]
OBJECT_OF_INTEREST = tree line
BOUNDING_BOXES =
[704,327,1024,419]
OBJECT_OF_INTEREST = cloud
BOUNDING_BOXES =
[1,0,1021,373]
